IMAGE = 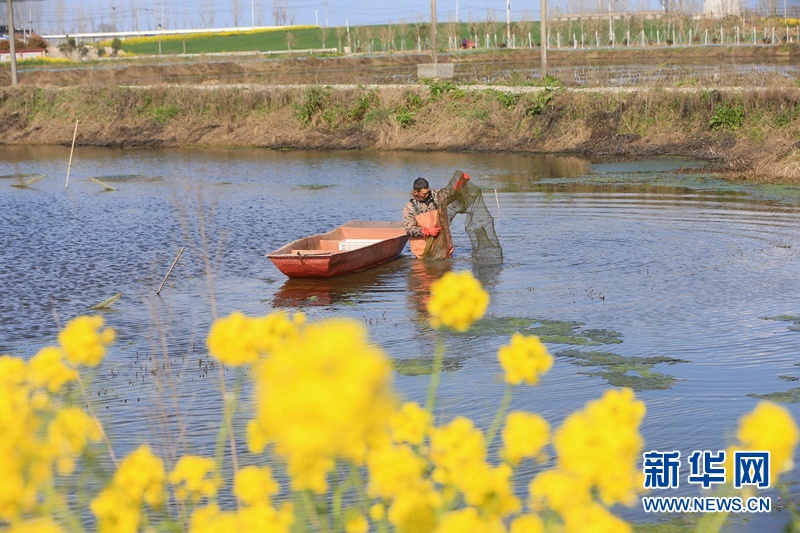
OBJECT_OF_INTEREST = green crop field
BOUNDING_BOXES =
[105,23,505,56]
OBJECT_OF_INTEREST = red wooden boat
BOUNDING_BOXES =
[267,221,410,278]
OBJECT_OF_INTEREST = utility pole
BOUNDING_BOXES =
[251,0,255,28]
[325,0,328,26]
[540,0,547,78]
[430,0,437,63]
[506,0,511,46]
[608,0,613,46]
[315,8,318,26]
[6,0,18,85]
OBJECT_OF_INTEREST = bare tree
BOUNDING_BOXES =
[319,24,330,48]
[233,0,240,27]
[335,25,345,51]
[286,30,295,52]
[397,19,408,51]
[273,0,288,26]
[200,1,215,29]
[55,0,65,33]
[380,21,395,52]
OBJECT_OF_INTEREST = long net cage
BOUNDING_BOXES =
[423,170,503,262]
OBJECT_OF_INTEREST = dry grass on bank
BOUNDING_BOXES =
[2,83,800,183]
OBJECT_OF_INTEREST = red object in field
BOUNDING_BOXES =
[267,221,409,278]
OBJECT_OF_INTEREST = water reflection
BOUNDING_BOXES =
[272,257,410,308]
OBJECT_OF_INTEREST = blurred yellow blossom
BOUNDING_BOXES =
[498,333,553,386]
[367,443,429,500]
[188,502,294,533]
[169,455,220,503]
[248,318,395,493]
[234,465,279,506]
[369,503,386,521]
[58,315,115,367]
[509,514,545,533]
[6,518,65,533]
[528,469,592,514]
[736,401,799,482]
[238,502,294,532]
[344,509,369,533]
[427,271,489,332]
[47,407,103,475]
[562,501,632,533]
[502,411,550,466]
[429,417,486,487]
[457,462,520,518]
[434,506,505,533]
[207,310,305,366]
[390,401,432,445]
[91,445,165,533]
[387,488,441,533]
[28,347,77,393]
[553,388,645,507]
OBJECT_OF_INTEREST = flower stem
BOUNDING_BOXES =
[425,337,446,414]
[485,384,514,449]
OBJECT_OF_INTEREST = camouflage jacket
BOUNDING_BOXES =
[402,189,440,237]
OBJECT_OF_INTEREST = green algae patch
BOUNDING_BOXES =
[632,514,701,533]
[748,386,800,403]
[467,317,622,345]
[297,184,335,190]
[763,315,800,332]
[393,355,466,376]
[779,375,800,382]
[557,349,688,390]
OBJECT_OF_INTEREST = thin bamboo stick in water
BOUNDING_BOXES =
[157,246,186,295]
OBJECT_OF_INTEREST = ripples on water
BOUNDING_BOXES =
[2,146,799,527]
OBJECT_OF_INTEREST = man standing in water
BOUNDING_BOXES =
[402,175,469,259]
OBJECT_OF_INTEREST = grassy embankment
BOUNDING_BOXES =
[1,82,799,182]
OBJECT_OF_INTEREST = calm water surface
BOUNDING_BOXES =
[2,146,800,529]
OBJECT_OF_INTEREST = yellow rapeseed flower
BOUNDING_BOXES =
[434,506,505,533]
[91,488,141,533]
[169,455,220,503]
[528,469,592,514]
[47,407,103,475]
[736,401,799,482]
[456,462,520,518]
[562,501,632,533]
[6,517,65,533]
[387,488,442,533]
[553,388,645,507]
[501,411,550,466]
[429,417,486,487]
[28,347,78,393]
[248,318,395,493]
[497,333,553,386]
[390,402,432,445]
[344,509,369,533]
[207,311,305,366]
[427,271,489,332]
[367,443,429,500]
[234,465,279,506]
[509,514,545,533]
[91,445,165,533]
[369,503,386,521]
[58,315,115,367]
[238,502,294,532]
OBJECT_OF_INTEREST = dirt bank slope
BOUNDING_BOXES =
[2,48,800,183]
